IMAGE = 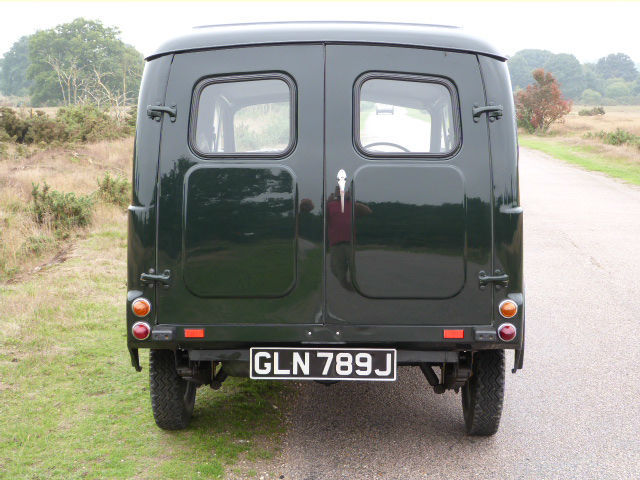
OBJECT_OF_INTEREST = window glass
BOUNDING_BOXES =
[194,78,291,155]
[358,78,457,155]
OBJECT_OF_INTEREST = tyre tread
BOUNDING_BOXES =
[149,349,195,430]
[463,350,505,436]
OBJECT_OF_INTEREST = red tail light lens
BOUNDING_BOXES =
[497,323,516,342]
[131,298,151,317]
[131,321,151,340]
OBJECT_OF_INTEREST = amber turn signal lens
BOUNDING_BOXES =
[499,299,517,318]
[131,321,151,340]
[131,298,151,317]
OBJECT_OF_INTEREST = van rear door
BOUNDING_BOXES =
[324,45,494,325]
[154,45,324,326]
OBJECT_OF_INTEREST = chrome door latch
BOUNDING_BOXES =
[337,169,347,213]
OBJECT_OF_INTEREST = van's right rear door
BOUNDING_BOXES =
[324,45,494,326]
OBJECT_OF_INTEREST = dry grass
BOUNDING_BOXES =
[538,105,640,165]
[551,105,640,137]
[0,138,132,281]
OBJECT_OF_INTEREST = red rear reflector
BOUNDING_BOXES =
[498,323,517,342]
[184,328,204,338]
[131,322,150,340]
[443,329,464,339]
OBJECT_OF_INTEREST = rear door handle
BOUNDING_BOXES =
[337,169,347,213]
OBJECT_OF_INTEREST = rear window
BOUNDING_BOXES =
[356,74,459,156]
[192,75,294,156]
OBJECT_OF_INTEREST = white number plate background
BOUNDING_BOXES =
[250,347,397,381]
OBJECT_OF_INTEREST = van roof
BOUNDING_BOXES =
[147,21,506,61]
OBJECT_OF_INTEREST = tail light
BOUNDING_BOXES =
[131,298,151,317]
[497,323,516,342]
[499,299,518,318]
[131,321,151,340]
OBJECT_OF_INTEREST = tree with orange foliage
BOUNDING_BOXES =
[514,68,572,133]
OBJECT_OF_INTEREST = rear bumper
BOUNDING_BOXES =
[128,322,523,361]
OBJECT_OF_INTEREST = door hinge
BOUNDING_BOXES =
[472,103,503,123]
[478,270,509,290]
[146,104,177,122]
[140,269,171,288]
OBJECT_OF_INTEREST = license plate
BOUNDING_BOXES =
[250,347,396,381]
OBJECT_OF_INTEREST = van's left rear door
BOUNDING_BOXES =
[155,45,324,326]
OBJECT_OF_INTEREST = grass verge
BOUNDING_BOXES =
[0,180,287,480]
[519,134,640,186]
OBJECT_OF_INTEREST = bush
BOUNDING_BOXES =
[23,110,68,144]
[0,104,134,146]
[56,104,128,143]
[19,234,56,257]
[126,106,137,130]
[31,182,94,234]
[578,106,605,116]
[584,128,640,149]
[97,172,130,208]
[0,107,30,142]
[515,69,572,133]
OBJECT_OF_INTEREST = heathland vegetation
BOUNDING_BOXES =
[509,50,640,105]
[1,19,287,479]
[0,17,142,108]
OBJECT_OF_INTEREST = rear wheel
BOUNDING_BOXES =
[461,350,505,436]
[149,349,197,430]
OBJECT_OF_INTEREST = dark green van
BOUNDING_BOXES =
[127,22,524,435]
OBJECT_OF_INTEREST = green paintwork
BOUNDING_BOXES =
[127,27,524,362]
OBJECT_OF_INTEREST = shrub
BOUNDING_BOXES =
[31,182,94,234]
[97,172,130,208]
[584,128,640,149]
[56,104,128,143]
[0,106,30,142]
[515,69,572,133]
[19,234,56,257]
[23,110,68,144]
[578,106,605,116]
[126,106,138,130]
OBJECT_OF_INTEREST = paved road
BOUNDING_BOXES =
[279,148,640,479]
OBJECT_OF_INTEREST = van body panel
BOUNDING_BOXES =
[127,55,172,330]
[324,45,493,326]
[182,164,297,298]
[154,45,325,326]
[351,165,466,299]
[128,37,523,355]
[148,21,506,61]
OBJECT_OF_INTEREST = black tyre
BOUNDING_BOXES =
[149,349,197,430]
[461,349,505,436]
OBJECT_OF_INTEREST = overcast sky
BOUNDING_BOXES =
[1,1,639,64]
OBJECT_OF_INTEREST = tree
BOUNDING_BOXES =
[508,49,554,90]
[542,53,585,100]
[596,53,638,82]
[604,79,632,100]
[0,36,32,97]
[27,18,143,108]
[580,89,602,105]
[514,69,572,133]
